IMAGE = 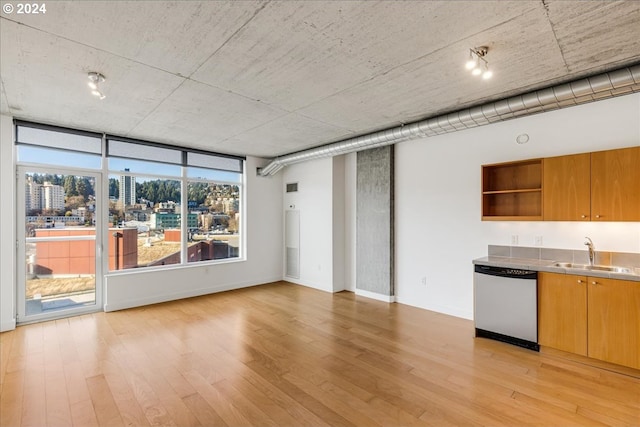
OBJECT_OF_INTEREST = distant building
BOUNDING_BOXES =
[26,215,84,227]
[33,227,138,274]
[43,182,65,210]
[119,169,136,207]
[222,197,239,214]
[25,179,65,212]
[156,201,179,213]
[150,212,198,230]
[25,179,41,211]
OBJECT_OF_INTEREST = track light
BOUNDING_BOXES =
[482,64,493,80]
[87,72,106,99]
[465,51,476,70]
[465,47,492,80]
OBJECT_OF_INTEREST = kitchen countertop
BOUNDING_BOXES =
[473,256,640,282]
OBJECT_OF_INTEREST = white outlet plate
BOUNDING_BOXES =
[535,236,543,246]
[511,235,519,245]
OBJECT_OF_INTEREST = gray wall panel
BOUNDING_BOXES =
[356,146,394,296]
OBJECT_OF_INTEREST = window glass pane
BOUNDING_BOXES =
[108,174,182,270]
[108,139,182,164]
[17,145,102,169]
[109,157,181,177]
[186,166,242,183]
[23,171,98,315]
[17,125,102,154]
[187,182,241,263]
[187,152,243,173]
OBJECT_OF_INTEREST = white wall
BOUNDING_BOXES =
[105,156,283,311]
[282,156,346,292]
[0,115,16,331]
[394,94,640,319]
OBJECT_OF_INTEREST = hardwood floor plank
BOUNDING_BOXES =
[182,392,227,427]
[282,372,383,427]
[0,370,23,427]
[213,350,332,427]
[0,325,16,392]
[1,282,638,427]
[85,374,125,427]
[318,381,428,427]
[211,379,281,427]
[246,360,356,427]
[69,399,99,427]
[182,369,254,427]
[21,351,46,427]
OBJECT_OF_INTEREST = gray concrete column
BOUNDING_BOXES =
[356,145,394,297]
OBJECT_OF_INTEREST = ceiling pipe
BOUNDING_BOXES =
[258,64,640,176]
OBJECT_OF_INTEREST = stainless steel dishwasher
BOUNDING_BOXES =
[474,264,539,351]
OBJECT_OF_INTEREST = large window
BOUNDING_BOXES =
[16,121,245,275]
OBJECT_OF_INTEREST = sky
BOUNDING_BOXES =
[18,145,242,184]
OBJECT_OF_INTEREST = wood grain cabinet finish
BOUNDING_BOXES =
[543,153,591,221]
[482,159,542,220]
[587,277,640,370]
[591,146,640,221]
[538,272,587,355]
[538,272,640,369]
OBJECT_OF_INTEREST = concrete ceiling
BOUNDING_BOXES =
[1,1,639,158]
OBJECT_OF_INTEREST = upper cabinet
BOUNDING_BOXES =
[482,159,542,221]
[484,147,639,221]
[543,153,591,221]
[591,147,640,221]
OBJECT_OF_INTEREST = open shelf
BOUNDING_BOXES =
[482,159,542,220]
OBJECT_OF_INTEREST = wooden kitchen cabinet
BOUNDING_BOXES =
[591,146,640,221]
[588,277,640,370]
[543,153,591,221]
[488,147,639,222]
[538,272,587,355]
[539,272,640,369]
[482,159,542,220]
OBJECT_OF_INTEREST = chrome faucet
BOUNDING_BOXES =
[584,237,595,266]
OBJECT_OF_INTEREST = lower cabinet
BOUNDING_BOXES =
[538,272,640,369]
[538,273,588,355]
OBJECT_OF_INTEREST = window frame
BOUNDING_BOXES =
[15,120,247,276]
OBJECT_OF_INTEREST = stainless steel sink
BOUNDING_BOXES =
[552,262,632,274]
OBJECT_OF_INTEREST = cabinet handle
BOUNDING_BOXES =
[591,281,598,285]
[581,214,587,219]
[595,215,601,219]
[577,279,584,284]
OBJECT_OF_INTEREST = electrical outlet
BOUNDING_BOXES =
[535,236,543,246]
[511,235,519,245]
[421,276,427,286]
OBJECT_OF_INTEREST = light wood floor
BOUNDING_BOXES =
[1,281,639,427]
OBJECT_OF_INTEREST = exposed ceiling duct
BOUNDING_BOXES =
[258,64,640,176]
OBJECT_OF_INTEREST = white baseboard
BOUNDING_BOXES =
[355,288,395,303]
[282,277,335,293]
[394,296,473,320]
[104,277,281,312]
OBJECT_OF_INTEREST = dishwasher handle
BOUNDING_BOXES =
[474,264,537,280]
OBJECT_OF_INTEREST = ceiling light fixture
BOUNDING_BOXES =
[87,72,106,100]
[465,46,492,80]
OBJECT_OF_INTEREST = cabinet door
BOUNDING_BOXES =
[538,272,587,355]
[588,277,640,369]
[543,153,591,221]
[591,147,640,221]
